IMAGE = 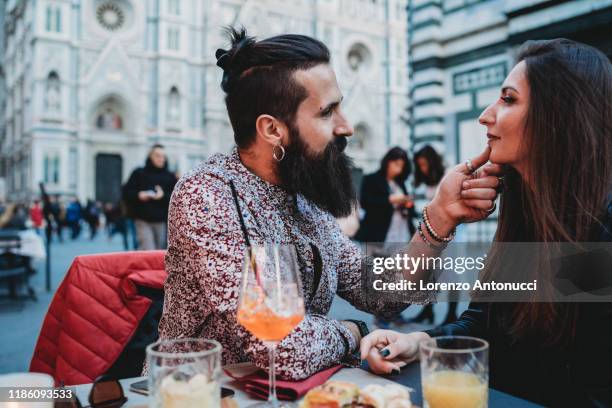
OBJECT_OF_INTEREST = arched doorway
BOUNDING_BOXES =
[95,153,123,204]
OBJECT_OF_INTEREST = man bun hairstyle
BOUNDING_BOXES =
[216,27,330,148]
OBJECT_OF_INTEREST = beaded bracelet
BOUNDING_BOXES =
[417,222,447,250]
[423,206,456,243]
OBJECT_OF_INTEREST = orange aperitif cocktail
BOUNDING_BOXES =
[237,245,305,408]
[237,286,304,341]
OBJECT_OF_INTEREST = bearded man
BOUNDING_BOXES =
[158,27,429,380]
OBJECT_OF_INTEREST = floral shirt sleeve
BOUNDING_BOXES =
[333,220,433,320]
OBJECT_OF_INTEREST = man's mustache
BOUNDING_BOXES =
[333,137,348,153]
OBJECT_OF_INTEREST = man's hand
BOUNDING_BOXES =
[360,330,430,374]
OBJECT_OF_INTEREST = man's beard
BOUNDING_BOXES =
[277,125,357,218]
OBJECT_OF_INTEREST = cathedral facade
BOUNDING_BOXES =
[0,0,409,203]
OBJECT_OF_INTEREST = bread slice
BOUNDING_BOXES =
[300,381,360,408]
[301,381,412,408]
[359,385,387,408]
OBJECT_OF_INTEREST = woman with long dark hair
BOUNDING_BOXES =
[355,147,417,244]
[414,145,445,195]
[360,39,612,406]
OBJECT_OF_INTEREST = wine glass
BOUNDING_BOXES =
[236,244,305,407]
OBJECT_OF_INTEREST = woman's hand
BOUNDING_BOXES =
[138,191,152,202]
[389,194,410,206]
[153,185,165,200]
[428,146,503,235]
[360,330,431,374]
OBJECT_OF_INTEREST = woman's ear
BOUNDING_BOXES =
[255,114,289,146]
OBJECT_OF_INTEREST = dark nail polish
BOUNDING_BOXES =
[391,368,400,375]
[379,349,390,357]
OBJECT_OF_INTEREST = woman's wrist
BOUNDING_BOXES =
[426,200,458,237]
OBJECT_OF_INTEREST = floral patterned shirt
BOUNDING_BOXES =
[158,147,418,380]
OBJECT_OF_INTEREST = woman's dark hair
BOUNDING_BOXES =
[483,39,612,345]
[379,147,411,184]
[413,145,445,187]
[216,27,330,148]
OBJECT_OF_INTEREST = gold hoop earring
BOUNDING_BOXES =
[272,144,285,162]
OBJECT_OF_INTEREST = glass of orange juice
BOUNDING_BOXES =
[237,244,305,407]
[420,336,489,408]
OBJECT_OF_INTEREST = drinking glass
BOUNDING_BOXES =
[420,336,489,408]
[0,372,54,408]
[146,338,222,408]
[237,244,305,407]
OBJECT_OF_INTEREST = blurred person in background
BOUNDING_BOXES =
[408,145,457,324]
[355,147,416,246]
[84,200,101,240]
[29,199,44,235]
[120,193,139,250]
[413,145,445,201]
[46,195,64,243]
[0,203,28,230]
[123,144,178,250]
[104,202,129,250]
[355,146,417,328]
[65,196,83,240]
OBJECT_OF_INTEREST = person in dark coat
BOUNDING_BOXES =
[84,200,102,240]
[65,196,83,239]
[355,147,416,244]
[355,147,417,329]
[46,195,64,243]
[122,144,178,250]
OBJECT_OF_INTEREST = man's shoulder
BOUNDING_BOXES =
[173,153,233,201]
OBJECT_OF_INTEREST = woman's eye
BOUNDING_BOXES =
[501,96,515,104]
[321,109,333,118]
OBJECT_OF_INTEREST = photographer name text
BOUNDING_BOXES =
[372,279,538,292]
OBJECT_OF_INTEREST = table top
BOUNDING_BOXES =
[74,363,543,407]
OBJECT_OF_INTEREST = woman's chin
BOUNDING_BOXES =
[488,149,509,165]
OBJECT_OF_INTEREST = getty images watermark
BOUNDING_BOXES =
[360,242,612,302]
[371,252,537,292]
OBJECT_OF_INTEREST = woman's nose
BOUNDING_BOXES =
[479,104,495,126]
